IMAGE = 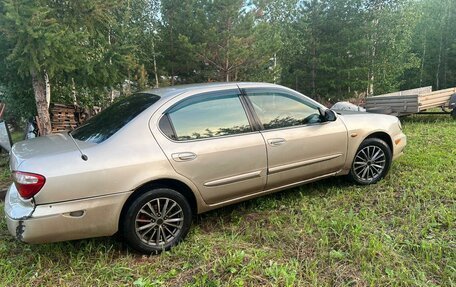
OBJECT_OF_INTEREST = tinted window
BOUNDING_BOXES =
[248,92,321,129]
[159,115,177,140]
[167,93,251,141]
[72,93,160,143]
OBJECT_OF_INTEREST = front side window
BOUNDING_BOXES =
[72,93,160,143]
[166,92,251,141]
[247,92,321,130]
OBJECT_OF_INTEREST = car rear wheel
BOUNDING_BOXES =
[121,188,192,254]
[349,138,392,185]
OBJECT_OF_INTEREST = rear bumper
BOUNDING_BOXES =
[4,184,131,244]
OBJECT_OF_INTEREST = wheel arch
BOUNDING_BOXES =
[118,178,198,232]
[348,131,393,185]
[341,130,395,174]
[365,131,393,153]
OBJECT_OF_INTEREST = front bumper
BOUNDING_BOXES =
[392,132,407,160]
[4,184,131,244]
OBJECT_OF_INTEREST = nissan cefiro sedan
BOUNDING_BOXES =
[5,82,406,253]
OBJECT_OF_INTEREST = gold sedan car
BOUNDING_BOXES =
[5,82,406,253]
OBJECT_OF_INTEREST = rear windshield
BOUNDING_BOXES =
[71,93,160,143]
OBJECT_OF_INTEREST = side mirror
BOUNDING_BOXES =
[318,107,337,122]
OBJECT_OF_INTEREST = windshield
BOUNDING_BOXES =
[71,93,160,143]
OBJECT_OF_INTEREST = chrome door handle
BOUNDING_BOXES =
[267,138,286,146]
[172,152,197,162]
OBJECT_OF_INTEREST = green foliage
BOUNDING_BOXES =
[278,0,420,100]
[403,0,456,90]
[0,81,36,125]
[365,0,421,95]
[0,0,82,78]
[159,0,281,83]
[0,0,161,123]
[0,0,455,123]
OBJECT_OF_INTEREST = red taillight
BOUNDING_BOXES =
[12,171,46,199]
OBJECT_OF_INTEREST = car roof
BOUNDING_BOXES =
[141,82,281,99]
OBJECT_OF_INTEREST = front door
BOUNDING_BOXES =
[154,89,267,205]
[243,87,348,190]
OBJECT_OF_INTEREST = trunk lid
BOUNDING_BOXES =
[10,132,92,171]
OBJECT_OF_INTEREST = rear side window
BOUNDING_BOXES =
[72,93,160,143]
[166,92,252,141]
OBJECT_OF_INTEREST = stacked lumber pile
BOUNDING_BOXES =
[418,87,456,110]
[49,103,80,133]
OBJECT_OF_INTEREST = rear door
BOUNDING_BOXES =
[242,87,348,190]
[152,88,267,205]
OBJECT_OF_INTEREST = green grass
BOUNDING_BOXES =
[0,115,455,287]
[10,130,24,145]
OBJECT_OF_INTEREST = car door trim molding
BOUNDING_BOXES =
[238,87,264,130]
[238,93,262,131]
[203,170,263,187]
[207,171,338,207]
[268,153,343,174]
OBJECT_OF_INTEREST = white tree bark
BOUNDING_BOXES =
[44,70,51,108]
[31,69,52,135]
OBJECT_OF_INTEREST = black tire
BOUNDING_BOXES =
[348,138,392,185]
[451,108,456,119]
[121,188,192,254]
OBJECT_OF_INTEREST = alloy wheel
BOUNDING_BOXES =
[353,145,386,182]
[134,197,184,246]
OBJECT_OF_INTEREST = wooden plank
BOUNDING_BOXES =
[365,93,420,115]
[372,86,432,98]
[48,102,85,133]
[419,87,456,97]
[51,122,77,126]
[417,87,456,111]
[365,95,418,103]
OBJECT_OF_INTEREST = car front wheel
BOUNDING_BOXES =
[121,188,192,254]
[349,138,392,185]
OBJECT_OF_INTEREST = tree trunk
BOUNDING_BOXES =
[370,17,378,96]
[225,17,232,82]
[152,39,159,88]
[436,3,448,90]
[273,53,277,84]
[127,68,131,95]
[436,33,443,90]
[442,0,451,88]
[225,41,230,82]
[311,38,317,98]
[420,29,427,87]
[225,59,230,82]
[110,89,115,103]
[31,69,52,135]
[44,71,51,108]
[71,77,77,105]
[170,11,175,86]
